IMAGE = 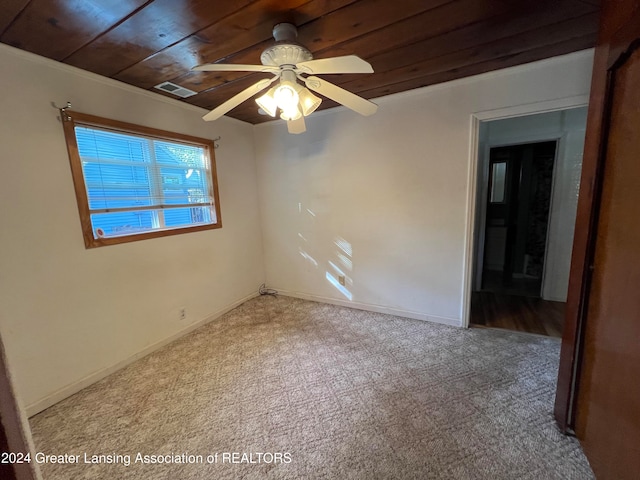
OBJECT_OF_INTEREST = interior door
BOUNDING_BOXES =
[481,142,555,296]
[573,8,640,478]
[483,147,520,286]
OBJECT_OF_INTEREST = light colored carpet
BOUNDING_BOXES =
[30,295,593,479]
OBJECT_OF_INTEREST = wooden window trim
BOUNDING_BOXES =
[62,111,222,248]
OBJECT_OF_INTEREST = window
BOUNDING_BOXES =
[62,111,221,248]
[489,161,507,203]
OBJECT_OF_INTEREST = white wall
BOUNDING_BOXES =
[480,108,588,301]
[254,50,593,325]
[0,45,265,414]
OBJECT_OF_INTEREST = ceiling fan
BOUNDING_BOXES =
[192,23,378,134]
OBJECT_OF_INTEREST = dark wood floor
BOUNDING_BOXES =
[481,270,542,297]
[470,291,565,338]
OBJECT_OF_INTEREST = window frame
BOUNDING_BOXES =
[62,111,222,248]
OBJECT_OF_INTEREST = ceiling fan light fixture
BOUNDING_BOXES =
[298,88,322,116]
[196,23,376,130]
[255,87,278,117]
[273,83,299,113]
[280,105,302,121]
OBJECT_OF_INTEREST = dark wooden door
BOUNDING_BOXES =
[482,142,555,296]
[483,146,521,288]
[572,7,640,478]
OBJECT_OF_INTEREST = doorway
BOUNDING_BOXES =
[482,140,556,298]
[468,107,588,337]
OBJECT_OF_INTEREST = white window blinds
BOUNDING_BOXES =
[74,125,217,239]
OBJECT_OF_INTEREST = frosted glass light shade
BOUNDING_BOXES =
[255,87,278,117]
[256,72,320,121]
[298,88,322,116]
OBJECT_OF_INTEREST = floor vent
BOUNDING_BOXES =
[154,81,197,98]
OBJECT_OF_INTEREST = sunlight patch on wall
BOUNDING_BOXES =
[337,253,352,271]
[335,237,353,257]
[299,248,318,267]
[326,237,353,300]
[326,272,352,300]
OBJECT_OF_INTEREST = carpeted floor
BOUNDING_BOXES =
[29,295,593,479]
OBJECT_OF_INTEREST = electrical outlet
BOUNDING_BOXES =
[179,308,187,321]
[338,275,346,286]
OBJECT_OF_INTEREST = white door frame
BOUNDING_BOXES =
[461,95,589,327]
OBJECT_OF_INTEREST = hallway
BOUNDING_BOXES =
[470,291,565,337]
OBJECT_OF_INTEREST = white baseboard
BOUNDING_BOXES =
[25,291,259,417]
[276,289,462,328]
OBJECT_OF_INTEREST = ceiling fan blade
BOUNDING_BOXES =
[192,64,279,73]
[287,116,306,134]
[304,76,377,116]
[203,77,278,121]
[297,55,373,74]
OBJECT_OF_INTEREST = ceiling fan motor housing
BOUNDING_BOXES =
[260,23,313,67]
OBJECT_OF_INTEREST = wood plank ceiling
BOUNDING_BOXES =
[0,0,600,124]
